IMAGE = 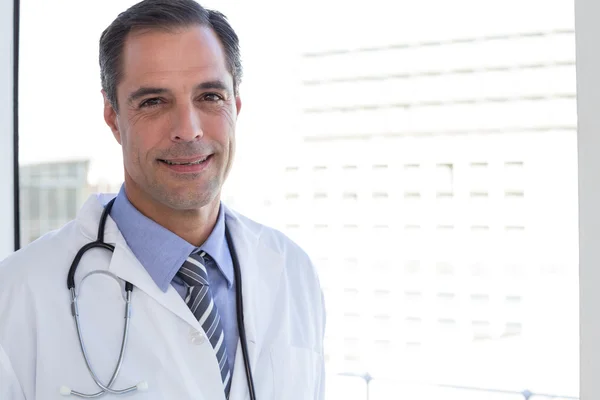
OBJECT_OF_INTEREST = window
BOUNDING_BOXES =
[16,0,579,398]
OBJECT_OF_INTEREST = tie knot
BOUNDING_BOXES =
[177,251,210,288]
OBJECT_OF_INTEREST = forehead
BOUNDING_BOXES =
[119,25,231,90]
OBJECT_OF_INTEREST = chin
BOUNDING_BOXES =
[149,177,220,209]
[165,189,219,210]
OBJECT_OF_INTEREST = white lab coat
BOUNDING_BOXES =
[0,194,326,400]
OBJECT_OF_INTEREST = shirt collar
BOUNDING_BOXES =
[110,184,234,292]
[197,202,234,288]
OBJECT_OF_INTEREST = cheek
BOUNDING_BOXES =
[120,131,151,177]
[204,113,235,149]
[124,116,166,164]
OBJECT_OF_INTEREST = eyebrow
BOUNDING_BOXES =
[127,80,231,104]
[195,80,230,92]
[127,87,167,104]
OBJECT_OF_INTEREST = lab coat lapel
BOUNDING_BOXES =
[225,207,285,400]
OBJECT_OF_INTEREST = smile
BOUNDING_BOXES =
[160,156,209,166]
[158,155,213,172]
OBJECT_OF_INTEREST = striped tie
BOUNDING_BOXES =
[177,251,232,397]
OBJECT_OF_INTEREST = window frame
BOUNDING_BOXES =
[575,0,599,398]
[0,0,18,260]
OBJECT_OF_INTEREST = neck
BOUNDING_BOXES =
[123,184,220,247]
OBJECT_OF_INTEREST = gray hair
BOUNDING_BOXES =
[99,0,242,111]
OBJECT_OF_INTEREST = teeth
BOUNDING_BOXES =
[164,157,208,166]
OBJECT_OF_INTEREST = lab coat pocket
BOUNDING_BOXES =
[270,345,321,400]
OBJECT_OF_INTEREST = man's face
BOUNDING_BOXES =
[104,25,241,210]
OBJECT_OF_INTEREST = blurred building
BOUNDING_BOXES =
[19,160,90,245]
[19,160,122,246]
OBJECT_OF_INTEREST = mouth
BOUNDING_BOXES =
[158,155,213,171]
[159,155,211,165]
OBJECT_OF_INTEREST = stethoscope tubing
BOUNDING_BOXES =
[68,287,136,398]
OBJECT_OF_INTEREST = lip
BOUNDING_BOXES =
[158,154,213,173]
[160,155,212,164]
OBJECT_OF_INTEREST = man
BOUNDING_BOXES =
[0,1,326,399]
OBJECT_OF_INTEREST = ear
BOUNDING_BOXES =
[102,90,122,144]
[235,95,242,116]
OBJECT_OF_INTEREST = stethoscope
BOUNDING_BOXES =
[61,197,257,399]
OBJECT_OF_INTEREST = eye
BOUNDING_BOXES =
[139,98,163,108]
[201,93,225,102]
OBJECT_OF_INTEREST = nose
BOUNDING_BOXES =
[171,102,203,142]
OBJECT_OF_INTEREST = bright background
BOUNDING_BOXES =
[16,0,578,398]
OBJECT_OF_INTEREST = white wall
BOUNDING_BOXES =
[576,0,599,398]
[0,0,15,260]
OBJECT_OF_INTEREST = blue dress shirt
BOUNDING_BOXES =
[109,185,238,372]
